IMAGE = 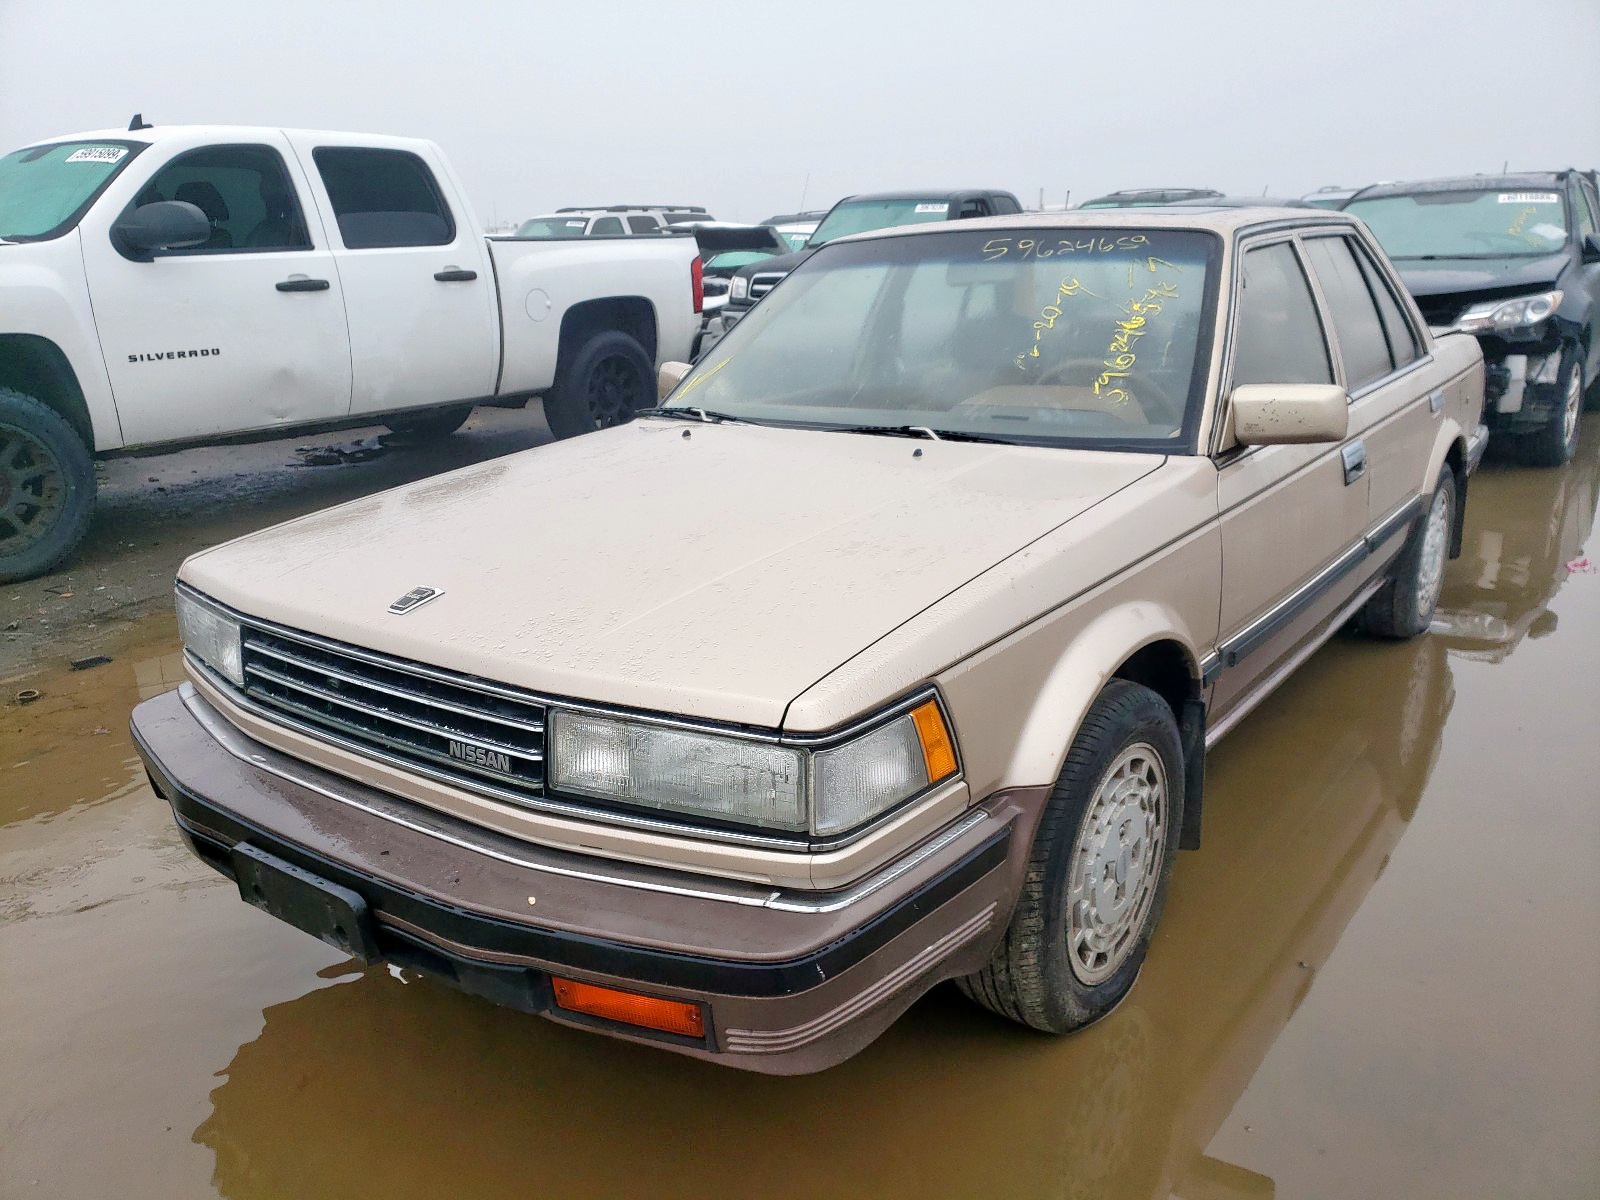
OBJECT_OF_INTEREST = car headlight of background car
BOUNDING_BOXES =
[728,274,749,302]
[549,698,959,838]
[176,587,244,687]
[1456,289,1562,334]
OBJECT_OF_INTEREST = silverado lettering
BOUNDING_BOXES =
[448,739,513,774]
[127,348,221,362]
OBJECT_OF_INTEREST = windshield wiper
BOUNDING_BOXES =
[831,424,1016,445]
[646,407,753,425]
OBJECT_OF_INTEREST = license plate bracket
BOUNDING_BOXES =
[232,842,380,963]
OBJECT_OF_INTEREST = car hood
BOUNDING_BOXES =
[1390,251,1569,299]
[181,424,1162,728]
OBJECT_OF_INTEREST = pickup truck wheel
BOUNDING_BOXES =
[0,388,96,584]
[1516,348,1582,467]
[957,680,1182,1033]
[1359,467,1455,640]
[545,331,653,439]
[383,403,473,439]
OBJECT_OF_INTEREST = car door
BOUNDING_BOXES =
[81,135,353,447]
[1211,236,1370,723]
[290,137,499,417]
[1302,230,1437,543]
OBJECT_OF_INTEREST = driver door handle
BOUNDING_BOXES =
[276,276,330,292]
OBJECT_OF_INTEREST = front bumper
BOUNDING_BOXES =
[133,685,1035,1074]
[1480,343,1567,433]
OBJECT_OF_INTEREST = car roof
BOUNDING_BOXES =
[27,124,435,151]
[1347,172,1571,202]
[834,190,1012,204]
[839,207,1354,242]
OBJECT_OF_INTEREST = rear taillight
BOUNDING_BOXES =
[691,255,704,315]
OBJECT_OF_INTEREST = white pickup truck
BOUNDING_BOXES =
[0,122,703,581]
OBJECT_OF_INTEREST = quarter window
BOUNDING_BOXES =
[591,216,624,235]
[1304,236,1393,390]
[1233,242,1333,386]
[312,147,454,249]
[132,144,310,253]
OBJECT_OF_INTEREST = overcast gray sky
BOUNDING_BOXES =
[3,0,1597,226]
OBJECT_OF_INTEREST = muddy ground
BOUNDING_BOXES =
[1,427,1597,1199]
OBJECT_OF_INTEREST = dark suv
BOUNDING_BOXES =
[1344,171,1600,466]
[714,190,1022,335]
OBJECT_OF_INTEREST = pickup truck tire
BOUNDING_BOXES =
[544,331,654,440]
[1515,348,1582,467]
[383,403,474,439]
[0,388,96,584]
[1359,467,1456,639]
[957,680,1182,1034]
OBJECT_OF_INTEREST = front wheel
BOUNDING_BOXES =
[0,388,96,584]
[1359,466,1456,639]
[958,680,1182,1033]
[543,331,654,440]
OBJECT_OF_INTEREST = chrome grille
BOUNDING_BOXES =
[749,271,787,299]
[239,626,546,795]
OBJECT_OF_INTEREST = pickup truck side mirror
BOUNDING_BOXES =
[113,200,212,255]
[1231,384,1349,445]
[1581,232,1600,264]
[658,360,692,401]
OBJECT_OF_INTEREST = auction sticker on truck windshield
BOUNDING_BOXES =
[65,146,127,164]
[1497,192,1560,204]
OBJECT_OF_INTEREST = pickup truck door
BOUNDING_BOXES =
[80,134,353,447]
[1211,238,1370,724]
[288,135,499,416]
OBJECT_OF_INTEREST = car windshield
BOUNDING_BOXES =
[664,227,1219,451]
[1345,188,1570,259]
[706,250,777,272]
[0,139,142,241]
[515,216,591,238]
[807,199,953,246]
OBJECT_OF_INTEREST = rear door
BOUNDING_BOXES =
[290,137,499,416]
[82,134,353,446]
[1211,237,1370,723]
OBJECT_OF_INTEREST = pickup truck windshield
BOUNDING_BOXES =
[807,199,954,247]
[0,140,143,241]
[1345,189,1569,259]
[668,227,1219,450]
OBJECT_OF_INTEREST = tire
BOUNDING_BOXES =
[543,330,654,440]
[382,403,473,439]
[0,388,96,584]
[957,680,1183,1033]
[1359,466,1456,639]
[1515,347,1582,467]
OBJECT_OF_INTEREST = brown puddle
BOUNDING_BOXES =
[3,442,1598,1199]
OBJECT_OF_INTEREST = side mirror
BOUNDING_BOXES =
[1231,384,1349,445]
[114,200,211,255]
[1582,232,1600,264]
[658,360,692,401]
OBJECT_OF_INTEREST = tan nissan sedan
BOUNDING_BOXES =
[132,207,1487,1073]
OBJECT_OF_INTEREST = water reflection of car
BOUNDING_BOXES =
[1077,187,1224,209]
[187,632,1455,1200]
[1344,172,1600,467]
[1432,433,1600,661]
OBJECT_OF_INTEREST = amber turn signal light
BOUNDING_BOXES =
[551,977,706,1038]
[910,700,958,782]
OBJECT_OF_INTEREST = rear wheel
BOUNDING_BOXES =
[1360,467,1455,639]
[958,681,1182,1033]
[0,388,96,584]
[1516,348,1582,467]
[543,330,653,440]
[383,403,473,439]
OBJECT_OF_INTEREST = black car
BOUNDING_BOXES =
[716,190,1022,332]
[1344,171,1600,466]
[1076,187,1223,208]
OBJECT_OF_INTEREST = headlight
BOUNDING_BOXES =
[549,698,959,839]
[176,588,243,687]
[729,274,748,301]
[1456,290,1562,334]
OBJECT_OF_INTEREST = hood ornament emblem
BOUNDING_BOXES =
[388,586,443,615]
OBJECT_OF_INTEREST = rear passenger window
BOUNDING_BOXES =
[312,147,454,249]
[1233,243,1332,386]
[1304,236,1393,390]
[591,216,624,235]
[626,215,659,234]
[1352,241,1421,370]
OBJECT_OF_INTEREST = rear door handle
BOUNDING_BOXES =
[434,268,478,282]
[1340,440,1368,486]
[276,276,330,292]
